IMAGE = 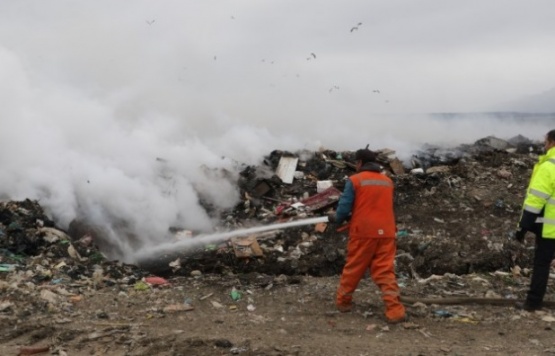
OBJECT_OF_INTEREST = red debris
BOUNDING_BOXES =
[144,276,170,286]
[299,186,342,212]
[19,345,50,355]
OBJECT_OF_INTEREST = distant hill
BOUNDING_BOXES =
[498,87,555,113]
[430,112,555,121]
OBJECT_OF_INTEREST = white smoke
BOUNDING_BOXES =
[0,2,553,261]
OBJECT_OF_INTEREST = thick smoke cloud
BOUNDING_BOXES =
[1,1,554,260]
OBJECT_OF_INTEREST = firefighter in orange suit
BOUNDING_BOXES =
[328,148,406,323]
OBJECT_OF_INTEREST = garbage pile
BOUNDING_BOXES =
[0,199,148,342]
[137,135,540,279]
[1,134,553,355]
[0,135,543,282]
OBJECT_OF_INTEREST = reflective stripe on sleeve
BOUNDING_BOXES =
[549,158,555,164]
[529,188,550,200]
[524,205,542,214]
[360,179,392,187]
[536,217,555,225]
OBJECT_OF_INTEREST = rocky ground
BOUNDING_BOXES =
[2,135,555,356]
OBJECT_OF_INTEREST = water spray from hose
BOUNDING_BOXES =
[133,216,330,263]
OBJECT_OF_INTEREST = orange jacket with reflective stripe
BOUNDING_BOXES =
[348,170,396,239]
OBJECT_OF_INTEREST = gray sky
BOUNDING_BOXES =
[3,1,555,113]
[1,1,554,259]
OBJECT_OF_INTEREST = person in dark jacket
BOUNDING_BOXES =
[329,148,406,323]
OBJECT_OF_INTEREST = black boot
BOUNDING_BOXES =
[515,301,542,312]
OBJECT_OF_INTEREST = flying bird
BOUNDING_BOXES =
[329,85,340,93]
[311,52,317,59]
[145,19,156,25]
[350,22,362,32]
[373,90,381,94]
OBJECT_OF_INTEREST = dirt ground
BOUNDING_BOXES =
[2,271,555,356]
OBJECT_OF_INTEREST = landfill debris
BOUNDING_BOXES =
[275,156,299,184]
[144,276,170,286]
[134,281,150,291]
[211,301,224,309]
[18,345,50,355]
[231,236,263,258]
[0,264,16,272]
[163,303,194,313]
[230,287,242,301]
[169,258,181,272]
[433,310,454,318]
[0,135,550,354]
[365,324,378,332]
[199,293,213,301]
[453,316,479,324]
[2,137,542,281]
[316,180,334,193]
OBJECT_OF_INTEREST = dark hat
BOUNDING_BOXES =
[355,147,377,164]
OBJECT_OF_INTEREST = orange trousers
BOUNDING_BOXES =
[336,237,405,321]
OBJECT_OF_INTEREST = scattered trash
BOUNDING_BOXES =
[18,345,50,355]
[40,227,69,243]
[276,156,299,184]
[365,324,378,331]
[40,289,60,304]
[211,301,224,309]
[199,293,213,300]
[0,136,547,354]
[433,310,454,318]
[316,180,334,193]
[453,316,479,324]
[231,236,263,258]
[402,322,420,329]
[144,276,170,286]
[396,230,409,238]
[69,295,83,303]
[163,303,194,313]
[169,258,181,272]
[314,222,327,233]
[230,287,242,301]
[134,281,150,291]
[299,186,342,212]
[0,301,14,312]
[0,264,17,272]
